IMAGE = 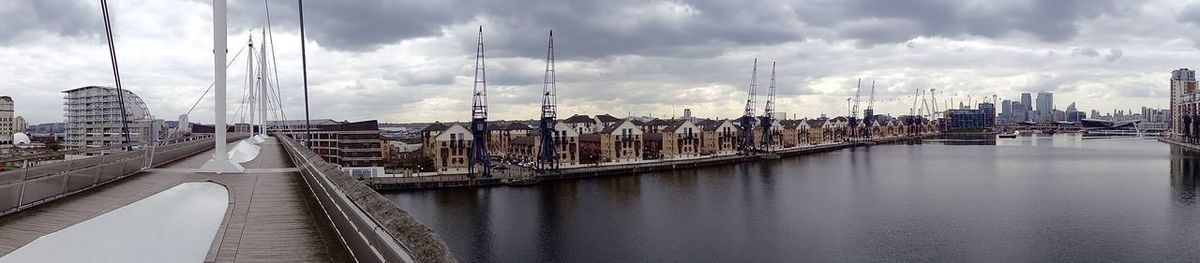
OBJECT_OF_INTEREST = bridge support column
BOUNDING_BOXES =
[198,0,244,173]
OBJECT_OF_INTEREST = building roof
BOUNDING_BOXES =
[698,119,726,131]
[421,122,449,132]
[595,114,621,123]
[562,115,595,123]
[805,119,827,127]
[830,116,848,122]
[501,122,533,131]
[642,119,670,127]
[600,119,631,134]
[781,119,802,129]
[662,119,694,132]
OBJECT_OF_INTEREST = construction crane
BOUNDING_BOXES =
[761,62,776,151]
[849,79,862,140]
[537,30,558,171]
[739,59,758,154]
[468,26,491,178]
[863,81,875,139]
[929,88,938,120]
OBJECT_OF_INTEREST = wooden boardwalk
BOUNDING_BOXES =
[0,138,351,262]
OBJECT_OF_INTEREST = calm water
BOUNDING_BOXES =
[386,135,1200,262]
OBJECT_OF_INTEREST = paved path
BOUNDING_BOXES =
[0,138,351,262]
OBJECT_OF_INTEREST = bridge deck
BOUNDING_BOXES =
[0,138,350,262]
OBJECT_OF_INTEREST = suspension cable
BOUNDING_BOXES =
[100,0,131,145]
[185,43,249,116]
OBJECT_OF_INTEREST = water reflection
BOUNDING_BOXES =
[1170,146,1200,205]
[389,137,1193,261]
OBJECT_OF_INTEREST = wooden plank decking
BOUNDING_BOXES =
[0,138,351,262]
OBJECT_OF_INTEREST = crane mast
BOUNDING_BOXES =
[850,79,862,140]
[468,26,491,178]
[863,81,875,139]
[739,59,758,154]
[537,30,558,171]
[761,62,776,150]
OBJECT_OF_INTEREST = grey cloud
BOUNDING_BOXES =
[1104,48,1123,62]
[224,0,803,59]
[227,0,466,52]
[799,0,1126,46]
[1178,2,1200,26]
[0,0,102,45]
[1072,47,1099,57]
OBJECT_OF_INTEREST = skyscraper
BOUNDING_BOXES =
[1036,92,1053,124]
[1012,101,1026,123]
[1000,100,1012,123]
[1020,93,1032,122]
[1066,102,1078,122]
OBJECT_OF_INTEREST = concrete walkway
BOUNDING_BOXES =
[0,138,350,262]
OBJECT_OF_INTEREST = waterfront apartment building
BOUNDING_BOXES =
[660,120,700,159]
[272,119,384,167]
[62,86,154,150]
[597,119,643,163]
[0,96,12,145]
[803,119,833,144]
[487,122,532,159]
[431,124,472,174]
[563,115,600,134]
[780,120,801,147]
[698,119,737,155]
[1171,68,1200,143]
[751,117,784,150]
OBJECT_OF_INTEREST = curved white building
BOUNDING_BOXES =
[13,132,30,145]
[63,86,154,150]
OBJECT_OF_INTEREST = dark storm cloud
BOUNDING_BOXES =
[227,0,803,58]
[226,0,465,52]
[797,0,1126,45]
[0,0,102,45]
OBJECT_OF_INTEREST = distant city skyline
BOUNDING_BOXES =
[1,0,1193,125]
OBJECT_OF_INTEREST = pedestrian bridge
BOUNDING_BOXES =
[0,134,454,262]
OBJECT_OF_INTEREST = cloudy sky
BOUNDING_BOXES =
[2,0,1198,125]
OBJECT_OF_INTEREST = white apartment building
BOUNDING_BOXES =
[63,86,154,149]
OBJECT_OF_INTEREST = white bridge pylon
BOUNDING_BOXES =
[198,0,245,173]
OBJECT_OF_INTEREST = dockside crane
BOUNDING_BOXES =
[929,88,938,119]
[910,89,921,135]
[849,79,862,140]
[863,81,875,139]
[537,30,559,171]
[761,62,776,151]
[739,59,758,154]
[468,26,491,178]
